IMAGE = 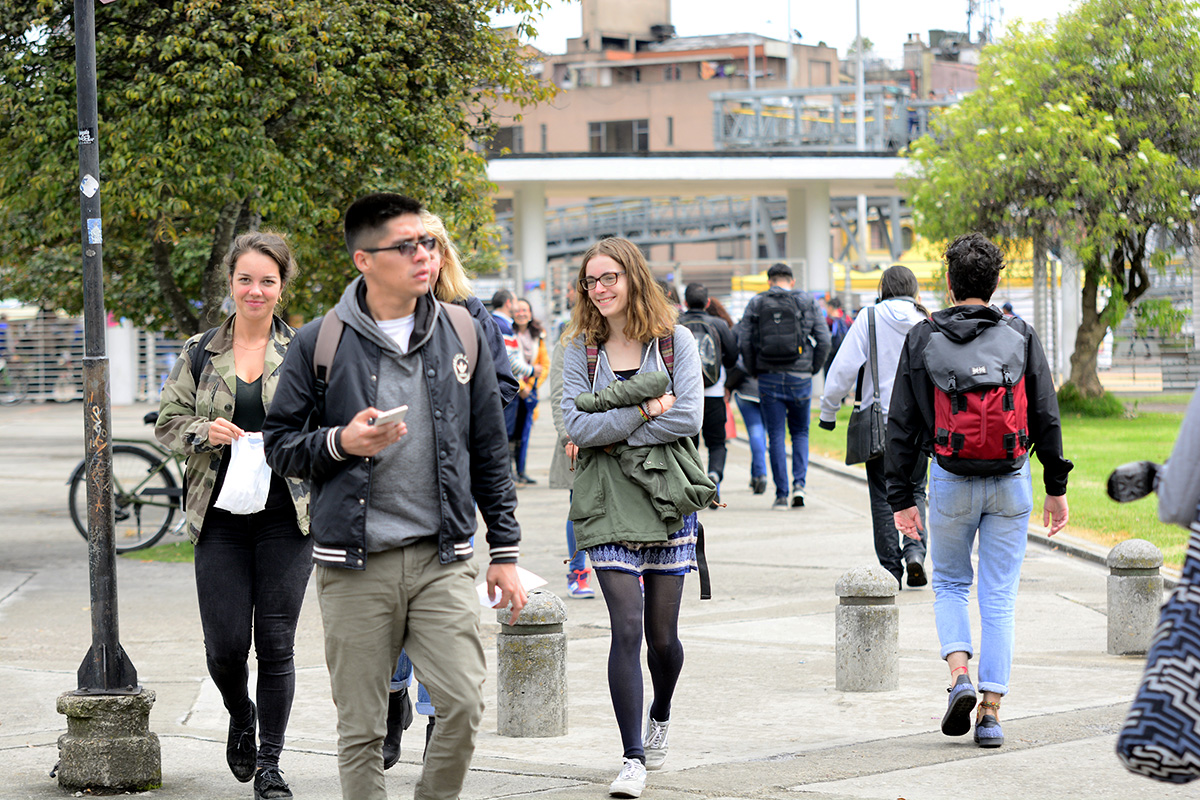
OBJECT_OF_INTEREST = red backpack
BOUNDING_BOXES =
[923,317,1029,473]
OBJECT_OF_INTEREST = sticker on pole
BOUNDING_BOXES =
[78,128,95,145]
[87,218,103,244]
[80,175,99,198]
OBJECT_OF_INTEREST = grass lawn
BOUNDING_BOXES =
[121,540,194,563]
[798,398,1192,569]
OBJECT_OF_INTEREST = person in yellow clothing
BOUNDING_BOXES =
[511,298,550,485]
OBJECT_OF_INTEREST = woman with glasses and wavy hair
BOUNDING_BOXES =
[561,237,704,798]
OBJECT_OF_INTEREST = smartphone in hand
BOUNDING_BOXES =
[370,405,409,426]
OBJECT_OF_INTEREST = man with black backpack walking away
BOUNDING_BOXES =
[737,263,831,510]
[886,233,1071,752]
[679,283,738,507]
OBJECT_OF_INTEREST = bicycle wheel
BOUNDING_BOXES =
[0,364,27,405]
[69,444,178,552]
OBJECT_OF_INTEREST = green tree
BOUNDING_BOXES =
[904,0,1200,396]
[0,0,554,335]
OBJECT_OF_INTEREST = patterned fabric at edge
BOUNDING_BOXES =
[587,512,698,576]
[1116,520,1200,783]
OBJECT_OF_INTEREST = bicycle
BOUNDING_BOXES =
[68,411,187,553]
[0,354,28,405]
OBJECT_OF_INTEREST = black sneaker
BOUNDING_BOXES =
[1106,461,1160,503]
[751,475,767,495]
[383,687,414,770]
[226,703,257,783]
[254,766,293,800]
[517,473,538,485]
[906,560,928,587]
[790,485,805,508]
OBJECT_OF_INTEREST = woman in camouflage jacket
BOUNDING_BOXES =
[155,231,310,800]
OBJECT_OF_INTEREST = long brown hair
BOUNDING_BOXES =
[563,237,676,346]
[878,264,929,318]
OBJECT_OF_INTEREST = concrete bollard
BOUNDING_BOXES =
[495,588,568,737]
[835,565,900,692]
[1107,539,1164,656]
[57,689,161,792]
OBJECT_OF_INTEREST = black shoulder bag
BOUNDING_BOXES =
[845,307,887,465]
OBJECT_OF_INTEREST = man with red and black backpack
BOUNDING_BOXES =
[886,232,1071,752]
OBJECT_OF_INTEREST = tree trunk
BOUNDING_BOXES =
[199,199,247,331]
[150,222,199,337]
[1067,260,1107,397]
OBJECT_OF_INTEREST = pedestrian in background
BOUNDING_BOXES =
[736,263,830,509]
[511,298,549,486]
[819,265,930,589]
[156,231,311,800]
[678,283,737,506]
[549,337,594,598]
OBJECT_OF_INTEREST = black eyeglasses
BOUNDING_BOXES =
[362,236,438,258]
[581,271,625,291]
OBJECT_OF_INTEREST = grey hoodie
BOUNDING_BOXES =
[334,278,441,552]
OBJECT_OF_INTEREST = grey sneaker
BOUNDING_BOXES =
[609,758,647,798]
[643,717,670,770]
[772,496,789,510]
[1106,461,1160,503]
[790,485,806,508]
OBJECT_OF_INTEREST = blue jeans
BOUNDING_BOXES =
[734,394,767,479]
[757,373,812,499]
[391,652,434,714]
[511,389,537,475]
[928,461,1033,696]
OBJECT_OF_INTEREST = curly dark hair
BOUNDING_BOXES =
[944,233,1004,303]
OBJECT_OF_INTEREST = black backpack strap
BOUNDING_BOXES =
[695,520,711,600]
[189,327,220,386]
[439,301,478,378]
[312,309,344,420]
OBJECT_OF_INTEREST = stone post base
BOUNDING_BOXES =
[57,688,161,792]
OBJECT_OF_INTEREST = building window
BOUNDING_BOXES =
[588,119,650,153]
[540,123,547,152]
[664,64,680,81]
[667,116,674,146]
[486,126,523,156]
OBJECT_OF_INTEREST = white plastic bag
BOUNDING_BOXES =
[213,432,271,515]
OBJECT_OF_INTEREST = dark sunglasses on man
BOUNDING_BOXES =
[362,236,439,258]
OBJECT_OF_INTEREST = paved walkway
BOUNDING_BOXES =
[0,401,1185,799]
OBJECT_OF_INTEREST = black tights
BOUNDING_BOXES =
[593,569,686,762]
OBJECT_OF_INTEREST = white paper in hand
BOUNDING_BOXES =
[213,432,272,515]
[476,566,548,608]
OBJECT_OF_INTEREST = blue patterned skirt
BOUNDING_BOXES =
[586,512,698,576]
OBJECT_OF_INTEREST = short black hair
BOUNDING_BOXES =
[491,289,514,311]
[344,193,423,256]
[945,233,1004,303]
[683,282,708,310]
[767,262,793,280]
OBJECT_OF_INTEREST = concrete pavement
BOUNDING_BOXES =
[0,400,1186,800]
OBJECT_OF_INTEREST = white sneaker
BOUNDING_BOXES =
[643,717,670,770]
[609,758,647,798]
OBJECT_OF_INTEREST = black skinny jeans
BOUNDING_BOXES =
[867,454,928,584]
[691,395,728,482]
[195,503,313,767]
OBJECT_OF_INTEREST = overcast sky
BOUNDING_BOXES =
[492,0,1082,64]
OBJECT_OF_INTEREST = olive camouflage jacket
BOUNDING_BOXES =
[155,315,310,542]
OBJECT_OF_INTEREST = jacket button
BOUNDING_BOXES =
[427,368,435,377]
[356,559,363,566]
[439,451,447,459]
[441,492,447,500]
[359,498,365,505]
[371,375,376,381]
[434,410,442,419]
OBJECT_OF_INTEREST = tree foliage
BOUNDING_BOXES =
[904,0,1200,395]
[0,0,554,335]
